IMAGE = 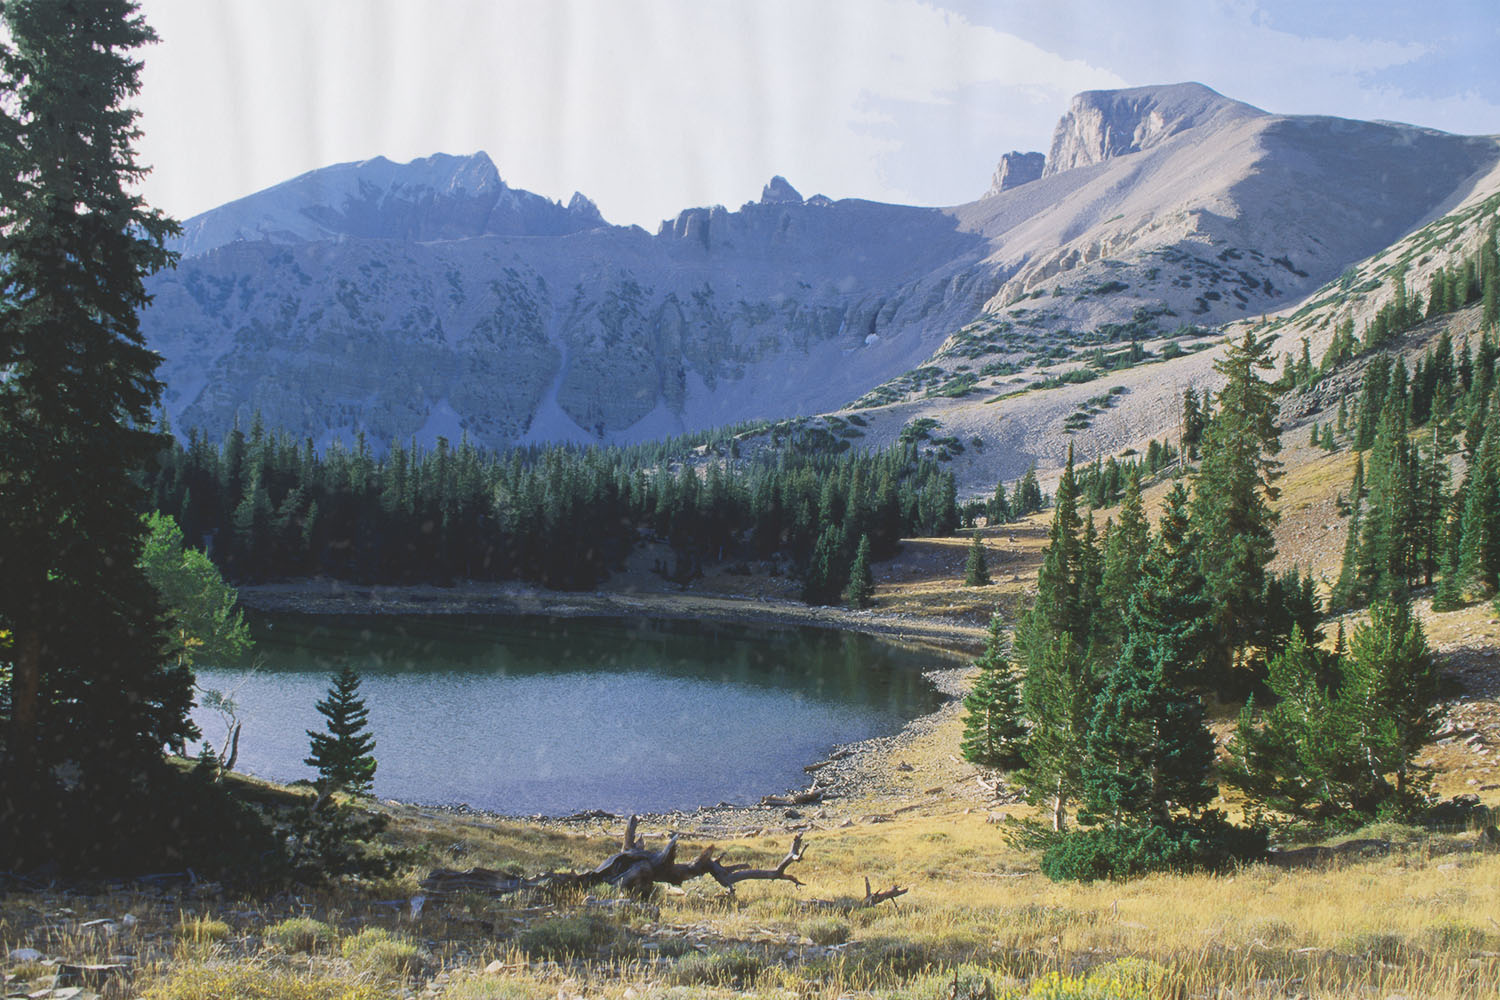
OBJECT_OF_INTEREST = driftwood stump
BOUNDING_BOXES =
[417,815,807,907]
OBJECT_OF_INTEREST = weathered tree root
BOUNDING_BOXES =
[417,815,807,906]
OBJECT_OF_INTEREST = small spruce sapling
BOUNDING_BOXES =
[960,613,1027,770]
[305,665,378,802]
[844,534,875,609]
[964,530,992,586]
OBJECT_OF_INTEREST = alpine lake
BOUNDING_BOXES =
[191,613,945,816]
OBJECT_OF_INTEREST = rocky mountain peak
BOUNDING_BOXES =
[760,176,803,205]
[1043,82,1265,176]
[565,192,604,225]
[987,151,1045,196]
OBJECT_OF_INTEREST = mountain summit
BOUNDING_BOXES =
[141,84,1500,454]
[172,151,604,258]
[1044,82,1264,175]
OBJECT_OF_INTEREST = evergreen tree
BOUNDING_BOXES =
[0,0,194,862]
[1351,400,1416,603]
[1226,626,1350,819]
[988,477,1013,524]
[1229,595,1438,818]
[1191,331,1283,692]
[1331,454,1366,610]
[1345,596,1440,801]
[844,534,875,608]
[1081,481,1217,827]
[1181,386,1206,459]
[1458,396,1500,595]
[1016,447,1094,830]
[963,530,992,586]
[1013,464,1044,516]
[1098,473,1149,636]
[960,614,1027,770]
[305,665,378,797]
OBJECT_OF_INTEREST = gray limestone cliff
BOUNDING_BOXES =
[1043,82,1264,176]
[987,151,1045,195]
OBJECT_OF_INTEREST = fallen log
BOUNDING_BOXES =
[418,815,807,904]
[760,788,824,807]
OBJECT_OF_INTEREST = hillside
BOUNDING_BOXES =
[139,83,1499,456]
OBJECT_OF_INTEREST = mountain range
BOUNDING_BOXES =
[141,82,1500,459]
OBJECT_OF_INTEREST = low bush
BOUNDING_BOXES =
[801,915,851,945]
[515,913,621,960]
[666,947,765,987]
[340,926,426,976]
[174,915,232,944]
[266,917,336,953]
[1040,816,1266,882]
[144,963,382,1000]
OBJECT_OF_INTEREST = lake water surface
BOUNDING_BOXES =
[191,613,943,815]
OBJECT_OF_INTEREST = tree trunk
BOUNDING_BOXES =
[1051,778,1066,832]
[8,631,42,775]
[220,720,242,776]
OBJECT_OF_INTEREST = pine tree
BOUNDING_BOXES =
[1352,400,1416,603]
[1191,331,1283,692]
[1226,626,1349,819]
[306,665,378,797]
[1082,481,1217,827]
[844,534,875,608]
[1098,473,1149,636]
[1345,596,1440,801]
[988,477,1013,524]
[1016,447,1094,830]
[1229,595,1438,818]
[1458,397,1500,595]
[1013,465,1044,516]
[964,530,992,586]
[0,0,193,860]
[1181,386,1206,459]
[960,614,1027,770]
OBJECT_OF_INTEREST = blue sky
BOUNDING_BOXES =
[134,1,1500,230]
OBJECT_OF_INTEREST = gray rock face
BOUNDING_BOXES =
[760,176,804,204]
[1043,82,1263,176]
[987,152,1045,195]
[171,151,604,259]
[140,86,1500,452]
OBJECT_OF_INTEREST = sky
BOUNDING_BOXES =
[133,0,1500,231]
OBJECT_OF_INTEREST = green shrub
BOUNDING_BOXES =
[515,914,620,960]
[144,963,383,1000]
[266,917,336,953]
[1419,922,1498,955]
[667,948,764,987]
[175,916,232,944]
[801,915,851,945]
[340,927,426,976]
[1040,817,1266,882]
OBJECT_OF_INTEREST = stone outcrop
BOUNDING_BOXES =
[986,151,1045,196]
[1043,82,1263,176]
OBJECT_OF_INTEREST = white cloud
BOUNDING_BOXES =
[133,0,1123,227]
